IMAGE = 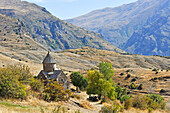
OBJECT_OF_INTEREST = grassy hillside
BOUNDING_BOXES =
[0,46,169,74]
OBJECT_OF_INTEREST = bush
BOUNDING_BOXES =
[70,72,88,92]
[120,95,131,103]
[152,68,157,71]
[100,101,124,113]
[30,78,43,92]
[131,94,166,110]
[154,77,158,80]
[129,83,136,89]
[115,86,127,100]
[126,70,131,73]
[124,98,133,110]
[146,94,164,103]
[138,84,143,90]
[120,73,124,76]
[131,78,137,82]
[7,64,33,83]
[43,80,71,102]
[160,89,166,93]
[0,66,27,99]
[155,71,158,74]
[127,74,131,78]
[132,95,148,110]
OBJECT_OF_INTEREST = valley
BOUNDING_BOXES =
[0,0,169,112]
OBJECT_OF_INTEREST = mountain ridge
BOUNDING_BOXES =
[66,0,170,56]
[0,0,124,52]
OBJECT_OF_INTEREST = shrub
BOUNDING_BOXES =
[129,83,136,89]
[0,66,27,99]
[154,77,158,80]
[146,94,166,110]
[148,107,153,113]
[7,64,32,83]
[120,73,124,76]
[120,95,131,103]
[115,86,127,100]
[159,89,166,93]
[146,94,164,104]
[30,78,43,92]
[43,80,71,102]
[124,98,133,110]
[155,71,158,74]
[126,70,131,73]
[100,101,124,113]
[138,84,143,90]
[152,68,157,71]
[131,78,137,82]
[127,74,131,78]
[132,95,148,110]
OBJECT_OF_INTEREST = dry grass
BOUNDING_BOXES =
[80,101,94,109]
[124,108,169,113]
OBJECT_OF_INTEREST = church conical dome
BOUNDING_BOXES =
[43,52,56,64]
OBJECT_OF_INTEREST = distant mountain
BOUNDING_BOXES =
[67,0,170,56]
[0,0,123,52]
[123,16,170,56]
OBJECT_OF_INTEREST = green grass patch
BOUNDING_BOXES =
[0,102,31,109]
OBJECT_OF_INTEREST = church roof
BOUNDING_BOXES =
[38,70,66,80]
[43,52,56,64]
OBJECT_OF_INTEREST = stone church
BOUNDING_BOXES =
[37,52,69,89]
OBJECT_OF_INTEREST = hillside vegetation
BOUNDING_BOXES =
[0,47,169,112]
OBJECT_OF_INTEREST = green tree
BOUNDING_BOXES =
[87,70,115,100]
[70,72,88,92]
[99,61,114,81]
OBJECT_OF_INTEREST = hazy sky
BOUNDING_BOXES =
[23,0,138,19]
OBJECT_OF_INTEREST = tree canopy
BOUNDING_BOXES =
[86,61,116,100]
[70,72,88,92]
[99,61,114,81]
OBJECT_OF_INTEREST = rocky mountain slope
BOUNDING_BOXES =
[123,15,170,56]
[0,0,123,52]
[0,14,45,51]
[67,0,170,56]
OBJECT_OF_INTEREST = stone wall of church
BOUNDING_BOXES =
[43,63,56,72]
